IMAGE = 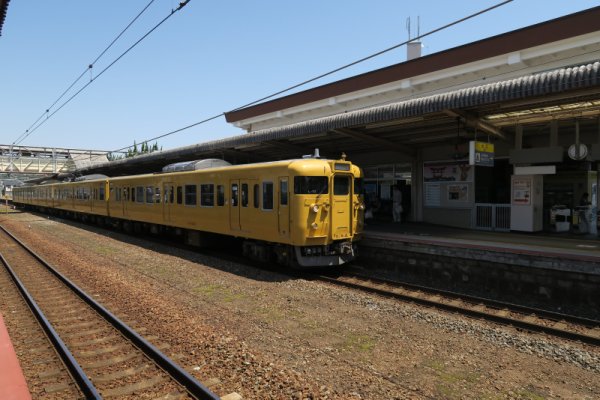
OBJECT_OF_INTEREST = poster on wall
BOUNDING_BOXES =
[448,184,469,202]
[423,162,473,182]
[424,183,441,207]
[512,179,531,205]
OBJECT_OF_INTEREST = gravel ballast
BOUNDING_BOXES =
[1,212,599,399]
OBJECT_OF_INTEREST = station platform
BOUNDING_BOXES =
[362,221,600,267]
[357,222,600,318]
[0,314,32,400]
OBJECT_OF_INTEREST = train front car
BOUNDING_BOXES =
[288,157,364,267]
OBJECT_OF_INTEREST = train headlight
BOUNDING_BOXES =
[311,204,319,213]
[311,222,318,229]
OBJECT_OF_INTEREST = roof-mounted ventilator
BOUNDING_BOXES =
[302,148,321,159]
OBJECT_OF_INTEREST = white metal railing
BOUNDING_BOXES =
[474,203,511,231]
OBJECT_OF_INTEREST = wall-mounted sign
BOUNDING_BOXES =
[512,178,531,205]
[469,141,495,167]
[423,162,473,182]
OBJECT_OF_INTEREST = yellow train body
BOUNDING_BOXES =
[13,157,364,267]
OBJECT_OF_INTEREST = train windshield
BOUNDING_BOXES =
[294,176,328,194]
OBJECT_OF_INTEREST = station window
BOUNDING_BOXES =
[294,176,328,194]
[241,184,248,207]
[184,185,197,206]
[354,178,363,196]
[217,185,225,206]
[177,186,182,205]
[262,182,273,210]
[280,179,288,206]
[253,184,259,208]
[200,184,214,206]
[334,176,350,195]
[231,184,238,206]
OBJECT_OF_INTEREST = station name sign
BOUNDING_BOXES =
[469,141,494,167]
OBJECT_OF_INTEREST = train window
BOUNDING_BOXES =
[294,176,328,194]
[185,185,197,206]
[136,187,144,203]
[177,186,182,204]
[131,187,136,202]
[99,187,105,201]
[241,184,248,207]
[217,185,225,206]
[280,179,288,206]
[253,184,259,208]
[154,188,161,204]
[169,186,174,204]
[231,184,238,206]
[334,176,350,195]
[200,184,214,206]
[262,182,273,210]
[145,187,153,204]
[115,187,121,202]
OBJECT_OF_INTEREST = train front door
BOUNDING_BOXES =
[278,177,290,238]
[331,174,353,239]
[229,180,240,231]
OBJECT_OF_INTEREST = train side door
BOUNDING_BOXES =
[229,180,240,231]
[331,174,353,239]
[239,179,256,233]
[278,177,290,238]
[122,186,128,217]
[162,183,173,223]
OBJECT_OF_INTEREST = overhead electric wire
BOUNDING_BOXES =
[13,0,188,146]
[107,0,513,156]
[14,0,157,146]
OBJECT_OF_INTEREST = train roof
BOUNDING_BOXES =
[17,157,358,186]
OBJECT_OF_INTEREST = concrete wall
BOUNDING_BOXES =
[355,237,600,319]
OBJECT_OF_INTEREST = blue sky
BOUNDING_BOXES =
[0,0,598,153]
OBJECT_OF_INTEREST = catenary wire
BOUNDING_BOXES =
[105,0,513,156]
[13,0,188,146]
[13,0,157,146]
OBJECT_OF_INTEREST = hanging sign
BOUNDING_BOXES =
[469,141,494,167]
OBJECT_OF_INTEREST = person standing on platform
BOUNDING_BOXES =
[392,184,403,223]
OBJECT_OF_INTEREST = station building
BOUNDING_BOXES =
[222,6,600,234]
[80,6,600,235]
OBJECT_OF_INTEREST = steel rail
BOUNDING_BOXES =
[0,252,101,400]
[348,272,600,327]
[314,273,600,347]
[0,225,220,400]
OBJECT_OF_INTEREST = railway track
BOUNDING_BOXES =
[0,225,222,400]
[312,272,600,347]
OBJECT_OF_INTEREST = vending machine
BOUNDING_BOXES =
[510,175,544,232]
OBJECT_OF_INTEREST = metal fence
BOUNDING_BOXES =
[473,203,511,231]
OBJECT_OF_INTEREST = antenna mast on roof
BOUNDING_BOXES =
[406,16,422,61]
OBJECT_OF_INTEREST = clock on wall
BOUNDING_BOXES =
[568,143,588,160]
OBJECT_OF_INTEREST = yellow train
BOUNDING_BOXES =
[13,155,364,267]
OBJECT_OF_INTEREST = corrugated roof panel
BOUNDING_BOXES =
[80,61,600,174]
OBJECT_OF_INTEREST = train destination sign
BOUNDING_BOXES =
[469,141,494,167]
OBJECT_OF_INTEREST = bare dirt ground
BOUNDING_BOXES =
[1,210,599,399]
